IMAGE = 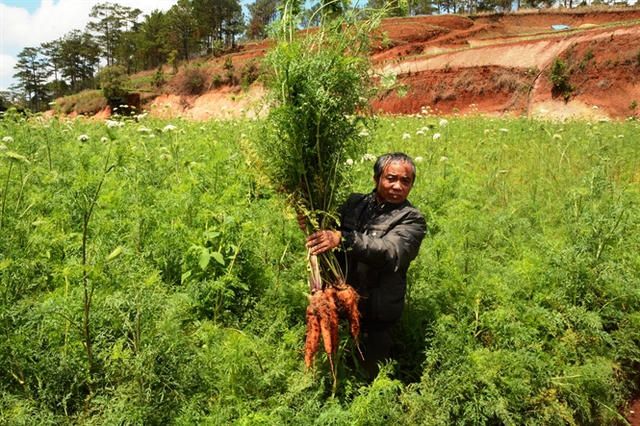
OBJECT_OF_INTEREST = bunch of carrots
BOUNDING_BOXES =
[300,216,363,381]
[304,278,362,375]
[260,2,378,384]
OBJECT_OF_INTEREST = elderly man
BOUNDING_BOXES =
[304,152,427,378]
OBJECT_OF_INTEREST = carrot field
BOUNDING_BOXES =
[1,110,639,425]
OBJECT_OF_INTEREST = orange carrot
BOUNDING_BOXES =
[304,303,321,370]
[335,285,361,342]
[304,283,362,374]
[323,288,340,353]
[317,290,338,356]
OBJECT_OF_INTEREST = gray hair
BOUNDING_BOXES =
[373,152,416,182]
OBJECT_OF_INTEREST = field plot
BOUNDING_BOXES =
[1,112,639,424]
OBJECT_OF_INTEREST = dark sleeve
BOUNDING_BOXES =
[343,210,426,273]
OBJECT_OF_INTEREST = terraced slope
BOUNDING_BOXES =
[372,9,640,119]
[137,8,640,120]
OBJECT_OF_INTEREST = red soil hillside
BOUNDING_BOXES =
[137,7,640,120]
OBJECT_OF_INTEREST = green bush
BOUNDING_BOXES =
[96,65,129,99]
[549,56,574,101]
[54,90,107,115]
[212,73,223,88]
[151,65,166,88]
[223,57,237,85]
[183,68,207,95]
[240,59,261,91]
[583,48,595,61]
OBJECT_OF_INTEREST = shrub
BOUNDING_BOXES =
[212,73,223,88]
[184,68,207,95]
[584,49,595,61]
[240,59,260,90]
[168,50,179,74]
[223,57,237,85]
[629,100,638,119]
[549,56,574,101]
[151,65,166,88]
[55,90,107,115]
[493,70,521,92]
[96,65,129,99]
[212,39,225,58]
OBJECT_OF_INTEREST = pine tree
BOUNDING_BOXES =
[12,47,51,112]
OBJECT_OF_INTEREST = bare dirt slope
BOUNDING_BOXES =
[371,9,640,119]
[142,8,640,120]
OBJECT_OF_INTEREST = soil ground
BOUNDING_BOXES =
[630,399,640,426]
[135,7,640,121]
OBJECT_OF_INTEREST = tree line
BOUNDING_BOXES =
[5,0,264,112]
[2,0,627,112]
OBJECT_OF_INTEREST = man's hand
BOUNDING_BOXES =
[297,213,306,230]
[306,230,341,255]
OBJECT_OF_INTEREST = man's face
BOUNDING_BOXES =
[374,160,414,204]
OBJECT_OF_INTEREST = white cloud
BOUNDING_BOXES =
[2,1,88,49]
[0,54,18,87]
[3,0,174,48]
[0,0,176,90]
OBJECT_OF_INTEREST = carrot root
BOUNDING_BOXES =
[303,282,362,373]
[304,303,321,370]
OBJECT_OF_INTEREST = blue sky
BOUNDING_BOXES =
[3,0,42,13]
[0,0,181,91]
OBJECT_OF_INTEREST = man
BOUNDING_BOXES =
[304,152,427,378]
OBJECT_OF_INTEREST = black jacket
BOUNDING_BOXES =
[338,191,427,328]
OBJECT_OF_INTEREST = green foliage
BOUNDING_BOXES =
[583,48,595,61]
[629,100,638,120]
[240,59,261,90]
[87,2,142,69]
[183,67,208,95]
[211,39,225,57]
[0,116,293,423]
[259,7,381,294]
[168,49,179,74]
[151,65,166,88]
[0,92,13,111]
[246,0,279,40]
[212,73,223,88]
[260,9,378,227]
[54,90,107,115]
[549,56,574,101]
[12,47,51,112]
[578,49,595,71]
[96,65,130,99]
[223,57,237,85]
[1,115,640,425]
